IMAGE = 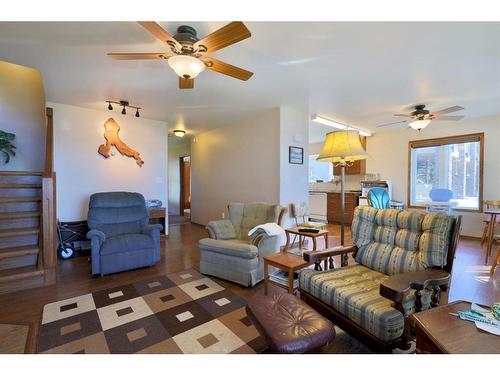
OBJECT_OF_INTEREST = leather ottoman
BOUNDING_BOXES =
[246,293,336,353]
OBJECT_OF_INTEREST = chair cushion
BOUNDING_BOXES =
[206,219,237,240]
[228,203,281,240]
[352,207,454,275]
[100,233,154,255]
[420,213,455,267]
[87,192,148,238]
[300,265,402,343]
[299,265,430,343]
[198,238,258,259]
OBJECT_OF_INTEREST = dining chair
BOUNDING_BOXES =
[481,200,500,246]
[367,187,391,209]
[426,188,454,214]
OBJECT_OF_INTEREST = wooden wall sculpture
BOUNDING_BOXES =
[98,118,144,166]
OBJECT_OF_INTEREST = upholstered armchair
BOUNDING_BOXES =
[299,206,461,352]
[199,203,287,287]
[86,192,162,276]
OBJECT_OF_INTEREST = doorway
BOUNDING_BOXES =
[179,155,191,220]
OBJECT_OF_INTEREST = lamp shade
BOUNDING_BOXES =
[317,130,368,163]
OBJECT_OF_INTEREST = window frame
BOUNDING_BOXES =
[407,133,484,213]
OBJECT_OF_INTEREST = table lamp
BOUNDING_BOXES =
[317,130,368,264]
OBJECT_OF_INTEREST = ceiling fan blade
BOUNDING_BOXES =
[433,115,465,121]
[202,57,253,81]
[107,52,170,60]
[194,22,251,54]
[138,21,181,49]
[432,105,464,115]
[376,120,407,128]
[393,114,412,117]
[179,77,194,89]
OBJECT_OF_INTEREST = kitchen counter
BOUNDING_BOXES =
[309,189,361,194]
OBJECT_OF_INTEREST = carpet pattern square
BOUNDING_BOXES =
[37,269,267,354]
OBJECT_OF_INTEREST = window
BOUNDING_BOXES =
[408,133,484,211]
[309,154,333,183]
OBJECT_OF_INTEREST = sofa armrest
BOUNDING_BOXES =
[303,245,358,264]
[86,229,106,245]
[379,269,451,305]
[142,223,163,236]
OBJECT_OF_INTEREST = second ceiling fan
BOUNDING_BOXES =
[108,21,253,89]
[377,104,465,131]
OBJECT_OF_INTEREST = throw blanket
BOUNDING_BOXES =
[248,222,285,237]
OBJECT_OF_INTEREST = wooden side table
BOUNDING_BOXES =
[411,300,500,354]
[148,207,166,235]
[283,227,329,253]
[263,252,310,295]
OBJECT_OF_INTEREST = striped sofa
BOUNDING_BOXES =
[299,206,459,350]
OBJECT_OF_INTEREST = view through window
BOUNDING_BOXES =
[409,133,483,210]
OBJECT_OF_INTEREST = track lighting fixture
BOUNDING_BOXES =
[105,100,141,118]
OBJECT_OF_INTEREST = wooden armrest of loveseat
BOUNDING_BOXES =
[303,245,358,269]
[379,269,450,308]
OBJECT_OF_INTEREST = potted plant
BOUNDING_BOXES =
[0,130,16,163]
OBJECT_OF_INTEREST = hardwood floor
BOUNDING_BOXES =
[0,222,498,346]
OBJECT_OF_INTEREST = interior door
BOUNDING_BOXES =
[179,156,191,216]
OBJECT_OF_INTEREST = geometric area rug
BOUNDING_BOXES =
[37,269,267,354]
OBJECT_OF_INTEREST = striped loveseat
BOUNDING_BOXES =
[299,206,461,352]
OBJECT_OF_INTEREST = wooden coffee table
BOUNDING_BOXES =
[263,252,310,295]
[283,227,329,253]
[411,300,500,353]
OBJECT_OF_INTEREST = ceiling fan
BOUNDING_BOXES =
[108,22,253,89]
[377,104,465,131]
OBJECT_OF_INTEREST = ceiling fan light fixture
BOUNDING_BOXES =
[409,119,431,131]
[168,55,205,79]
[173,129,186,138]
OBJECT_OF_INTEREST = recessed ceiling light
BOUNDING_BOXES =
[173,129,186,138]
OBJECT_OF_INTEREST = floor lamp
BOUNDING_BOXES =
[317,130,367,265]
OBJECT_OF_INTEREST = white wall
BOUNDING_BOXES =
[168,140,191,215]
[0,61,46,171]
[367,115,500,237]
[279,105,309,227]
[191,109,281,225]
[190,106,310,228]
[50,102,168,230]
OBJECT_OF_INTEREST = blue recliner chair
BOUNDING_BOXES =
[86,192,162,276]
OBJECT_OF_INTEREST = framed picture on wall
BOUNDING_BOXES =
[289,146,304,164]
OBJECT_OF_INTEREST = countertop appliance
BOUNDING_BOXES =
[309,192,327,222]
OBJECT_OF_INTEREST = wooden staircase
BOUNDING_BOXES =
[0,109,57,294]
[0,172,51,293]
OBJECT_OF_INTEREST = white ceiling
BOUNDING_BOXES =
[1,22,499,143]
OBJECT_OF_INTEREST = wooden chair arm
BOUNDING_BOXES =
[379,269,451,305]
[303,245,358,263]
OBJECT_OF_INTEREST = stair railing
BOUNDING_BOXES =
[40,107,57,285]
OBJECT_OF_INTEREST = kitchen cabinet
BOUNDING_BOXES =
[333,135,367,176]
[327,192,360,224]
